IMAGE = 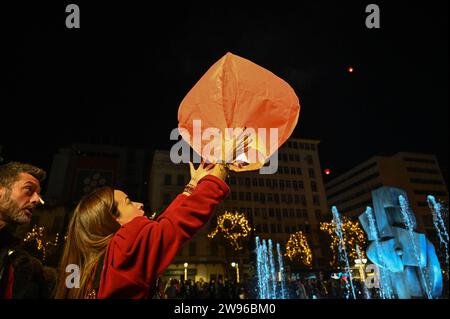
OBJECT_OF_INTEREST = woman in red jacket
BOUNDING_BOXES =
[54,162,230,299]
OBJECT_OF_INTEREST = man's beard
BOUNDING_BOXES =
[0,195,33,225]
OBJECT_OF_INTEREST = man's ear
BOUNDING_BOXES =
[0,187,4,199]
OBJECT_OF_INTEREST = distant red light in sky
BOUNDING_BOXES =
[324,168,331,175]
[348,66,354,73]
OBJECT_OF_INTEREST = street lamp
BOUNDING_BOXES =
[184,262,188,281]
[231,262,240,283]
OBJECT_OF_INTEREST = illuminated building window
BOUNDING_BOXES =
[300,195,307,206]
[274,193,280,203]
[260,193,266,203]
[313,195,320,206]
[164,174,172,185]
[262,208,268,219]
[287,194,293,203]
[315,210,321,219]
[276,209,281,219]
[271,224,276,233]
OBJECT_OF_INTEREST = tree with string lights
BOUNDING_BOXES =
[320,216,367,266]
[208,211,252,251]
[285,231,313,267]
[23,225,61,263]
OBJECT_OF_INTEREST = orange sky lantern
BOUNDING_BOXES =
[178,52,301,172]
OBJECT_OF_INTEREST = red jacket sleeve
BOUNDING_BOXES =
[98,175,229,299]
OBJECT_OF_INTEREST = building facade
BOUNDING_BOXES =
[325,152,449,239]
[149,138,331,284]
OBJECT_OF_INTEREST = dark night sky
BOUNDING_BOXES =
[2,1,448,178]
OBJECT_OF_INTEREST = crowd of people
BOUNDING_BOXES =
[157,273,385,299]
[158,278,247,299]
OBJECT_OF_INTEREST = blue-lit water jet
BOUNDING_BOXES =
[427,195,449,271]
[399,195,433,299]
[364,206,394,299]
[255,237,287,299]
[276,243,288,299]
[355,244,371,299]
[331,206,356,299]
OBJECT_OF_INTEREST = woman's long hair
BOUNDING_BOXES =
[54,187,121,298]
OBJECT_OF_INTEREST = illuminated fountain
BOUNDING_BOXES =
[427,195,449,272]
[363,206,394,299]
[359,186,443,298]
[332,206,357,299]
[399,195,433,299]
[255,236,288,299]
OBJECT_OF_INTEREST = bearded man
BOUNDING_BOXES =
[0,162,54,298]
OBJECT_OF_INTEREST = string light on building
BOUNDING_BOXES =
[320,216,366,266]
[285,231,313,267]
[208,211,252,250]
[23,225,60,262]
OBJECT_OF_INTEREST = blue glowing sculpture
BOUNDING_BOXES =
[358,187,443,299]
